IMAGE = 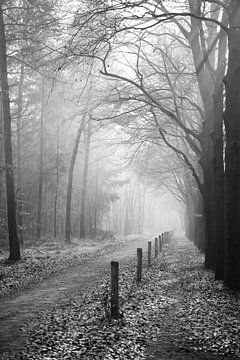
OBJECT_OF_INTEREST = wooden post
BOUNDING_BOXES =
[148,241,151,268]
[111,261,119,319]
[155,237,158,257]
[158,234,161,252]
[137,248,143,284]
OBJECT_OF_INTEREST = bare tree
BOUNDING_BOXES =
[65,115,86,242]
[80,117,92,238]
[0,3,20,260]
[36,78,45,241]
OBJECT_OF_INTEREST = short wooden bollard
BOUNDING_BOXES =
[111,261,119,319]
[155,237,158,257]
[148,241,151,268]
[137,248,143,284]
[158,234,161,252]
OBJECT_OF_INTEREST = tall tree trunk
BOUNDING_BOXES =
[16,64,24,246]
[0,96,6,243]
[213,82,225,280]
[224,1,240,289]
[65,116,85,241]
[36,78,45,241]
[187,0,223,270]
[93,158,99,233]
[193,190,204,252]
[202,136,216,271]
[188,14,215,268]
[53,117,59,238]
[123,183,130,236]
[0,4,20,260]
[212,12,227,280]
[79,118,92,238]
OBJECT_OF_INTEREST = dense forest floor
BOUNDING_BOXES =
[1,235,240,359]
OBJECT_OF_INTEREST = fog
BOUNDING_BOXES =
[0,0,194,246]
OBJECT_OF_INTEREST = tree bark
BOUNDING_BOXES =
[36,78,45,241]
[0,95,6,243]
[0,4,20,260]
[16,64,24,245]
[53,117,59,238]
[213,82,225,280]
[201,132,216,270]
[79,118,92,238]
[224,1,240,289]
[65,116,85,241]
[93,158,99,233]
[187,1,222,271]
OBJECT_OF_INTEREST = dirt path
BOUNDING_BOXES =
[0,235,149,355]
[146,237,238,360]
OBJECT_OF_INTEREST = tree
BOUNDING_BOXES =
[36,78,45,241]
[80,118,92,238]
[72,0,227,276]
[65,114,86,241]
[53,116,59,238]
[0,3,20,260]
[16,64,25,245]
[224,0,240,289]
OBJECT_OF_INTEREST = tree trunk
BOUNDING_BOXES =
[65,116,85,241]
[213,82,225,280]
[93,158,99,233]
[16,64,24,246]
[202,158,216,270]
[0,4,20,260]
[79,118,92,238]
[224,1,240,289]
[36,78,45,241]
[0,96,6,244]
[187,1,220,271]
[53,117,59,238]
[193,191,204,252]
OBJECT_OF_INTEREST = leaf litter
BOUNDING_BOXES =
[0,236,127,298]
[1,237,240,359]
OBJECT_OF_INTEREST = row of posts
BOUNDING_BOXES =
[110,231,170,319]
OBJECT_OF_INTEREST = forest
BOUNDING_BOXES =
[1,0,240,359]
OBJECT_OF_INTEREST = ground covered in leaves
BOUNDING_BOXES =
[1,236,240,359]
[0,235,127,298]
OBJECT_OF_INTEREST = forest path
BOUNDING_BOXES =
[146,237,236,360]
[0,235,150,355]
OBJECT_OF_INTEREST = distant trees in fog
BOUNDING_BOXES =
[1,1,240,290]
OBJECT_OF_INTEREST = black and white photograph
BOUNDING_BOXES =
[0,1,239,359]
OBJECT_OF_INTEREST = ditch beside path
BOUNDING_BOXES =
[0,235,149,355]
